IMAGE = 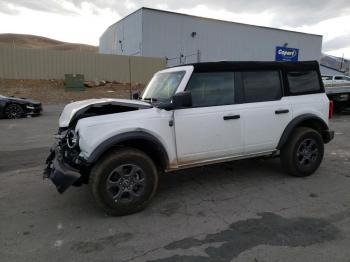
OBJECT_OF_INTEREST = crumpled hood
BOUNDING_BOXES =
[59,98,152,128]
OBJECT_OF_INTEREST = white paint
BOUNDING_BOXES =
[239,97,292,154]
[59,98,151,127]
[174,104,244,162]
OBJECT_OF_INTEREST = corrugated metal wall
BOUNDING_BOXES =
[99,9,142,55]
[0,44,165,83]
[141,9,323,66]
[100,8,322,66]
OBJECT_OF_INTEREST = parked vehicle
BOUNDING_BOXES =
[44,61,334,216]
[322,76,350,113]
[322,75,350,85]
[0,95,42,119]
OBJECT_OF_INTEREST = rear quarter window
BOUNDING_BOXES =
[242,71,282,103]
[287,71,322,94]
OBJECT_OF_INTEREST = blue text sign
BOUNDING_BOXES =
[275,46,299,62]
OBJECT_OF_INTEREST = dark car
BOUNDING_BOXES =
[0,95,42,119]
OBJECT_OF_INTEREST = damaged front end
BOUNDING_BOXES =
[43,128,86,193]
[43,98,152,193]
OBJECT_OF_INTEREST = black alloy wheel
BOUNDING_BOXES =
[296,138,319,168]
[281,127,324,177]
[4,104,24,119]
[90,148,158,216]
[106,164,146,203]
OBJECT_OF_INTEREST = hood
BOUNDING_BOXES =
[59,98,152,128]
[8,96,41,105]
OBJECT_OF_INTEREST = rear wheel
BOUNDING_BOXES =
[90,148,158,216]
[4,104,24,119]
[280,127,324,177]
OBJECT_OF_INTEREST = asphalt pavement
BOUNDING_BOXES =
[1,106,350,262]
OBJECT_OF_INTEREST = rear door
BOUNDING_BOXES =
[174,72,244,164]
[238,71,292,153]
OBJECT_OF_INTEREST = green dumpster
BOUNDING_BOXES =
[64,74,85,91]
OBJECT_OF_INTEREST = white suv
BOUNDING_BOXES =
[44,61,334,216]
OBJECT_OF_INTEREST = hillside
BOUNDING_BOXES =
[0,33,98,53]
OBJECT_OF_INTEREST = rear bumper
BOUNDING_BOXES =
[322,130,335,144]
[43,147,81,193]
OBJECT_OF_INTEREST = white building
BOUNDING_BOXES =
[99,8,323,67]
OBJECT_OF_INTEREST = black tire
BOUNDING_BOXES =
[280,127,324,177]
[90,148,158,216]
[4,103,24,119]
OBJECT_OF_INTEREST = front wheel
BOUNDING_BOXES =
[90,148,158,216]
[4,104,24,119]
[280,127,324,177]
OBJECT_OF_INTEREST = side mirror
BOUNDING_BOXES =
[173,91,192,109]
[132,91,140,100]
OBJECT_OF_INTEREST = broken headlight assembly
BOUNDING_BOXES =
[66,129,79,149]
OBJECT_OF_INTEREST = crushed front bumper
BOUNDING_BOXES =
[43,146,81,193]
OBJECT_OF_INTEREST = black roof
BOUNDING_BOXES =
[176,61,320,72]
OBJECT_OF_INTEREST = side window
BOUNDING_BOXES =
[334,76,350,81]
[242,71,282,103]
[287,71,321,94]
[186,72,235,107]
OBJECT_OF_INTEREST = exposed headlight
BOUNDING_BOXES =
[26,105,35,110]
[66,130,79,149]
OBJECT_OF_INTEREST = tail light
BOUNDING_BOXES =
[329,100,334,119]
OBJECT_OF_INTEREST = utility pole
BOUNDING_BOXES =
[197,49,201,63]
[129,57,132,99]
[340,53,344,72]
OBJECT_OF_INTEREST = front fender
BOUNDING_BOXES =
[85,131,169,166]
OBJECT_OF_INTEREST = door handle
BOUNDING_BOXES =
[275,109,289,114]
[223,115,240,120]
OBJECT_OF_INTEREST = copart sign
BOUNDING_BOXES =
[275,46,299,62]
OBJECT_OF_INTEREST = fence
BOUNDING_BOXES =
[0,44,166,84]
[166,50,201,67]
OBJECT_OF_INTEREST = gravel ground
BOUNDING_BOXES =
[0,106,350,262]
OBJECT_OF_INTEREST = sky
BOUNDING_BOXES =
[0,0,349,58]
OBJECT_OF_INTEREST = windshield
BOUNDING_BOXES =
[142,71,186,102]
[0,95,7,98]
